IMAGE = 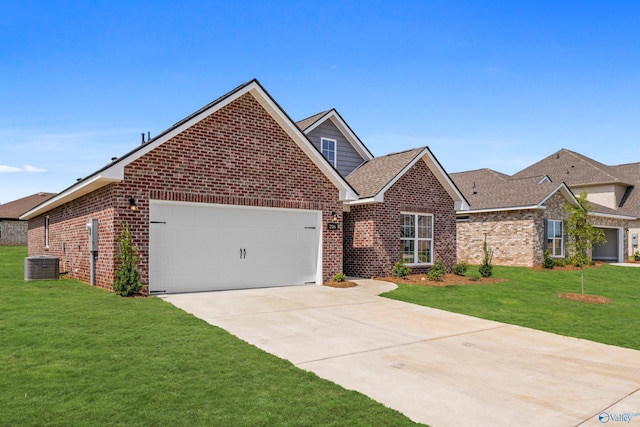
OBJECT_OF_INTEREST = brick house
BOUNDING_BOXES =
[452,166,635,267]
[21,80,464,293]
[513,149,640,260]
[0,192,55,246]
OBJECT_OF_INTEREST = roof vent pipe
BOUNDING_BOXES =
[141,133,145,144]
[147,131,151,141]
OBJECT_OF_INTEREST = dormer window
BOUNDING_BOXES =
[321,138,336,167]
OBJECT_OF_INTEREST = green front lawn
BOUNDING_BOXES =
[383,264,640,350]
[0,247,419,426]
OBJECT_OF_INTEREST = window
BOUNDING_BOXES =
[546,220,563,257]
[400,213,433,264]
[321,138,336,167]
[44,216,50,248]
[0,220,2,239]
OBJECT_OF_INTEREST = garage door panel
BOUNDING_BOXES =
[149,201,321,294]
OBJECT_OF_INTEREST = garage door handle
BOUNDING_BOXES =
[240,248,247,259]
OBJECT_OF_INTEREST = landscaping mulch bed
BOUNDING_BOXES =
[557,293,611,304]
[323,280,358,288]
[376,274,507,287]
[530,261,605,271]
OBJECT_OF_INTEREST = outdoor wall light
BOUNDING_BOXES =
[128,197,138,211]
[331,211,339,222]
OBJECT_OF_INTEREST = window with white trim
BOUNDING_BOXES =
[321,138,336,167]
[546,220,563,257]
[44,215,50,248]
[400,213,433,264]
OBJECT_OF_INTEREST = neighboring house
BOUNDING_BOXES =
[612,161,640,256]
[21,79,463,293]
[451,170,578,267]
[452,148,638,267]
[0,193,55,246]
[513,149,639,261]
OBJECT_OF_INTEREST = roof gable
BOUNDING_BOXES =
[297,109,374,162]
[346,147,469,210]
[21,80,358,220]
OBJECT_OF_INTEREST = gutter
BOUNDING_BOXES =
[20,174,122,220]
[456,205,545,215]
[587,211,637,221]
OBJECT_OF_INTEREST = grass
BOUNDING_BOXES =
[0,247,420,426]
[383,264,640,351]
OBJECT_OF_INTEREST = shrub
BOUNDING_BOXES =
[333,272,347,282]
[479,234,493,278]
[478,263,492,278]
[542,250,555,269]
[553,258,567,267]
[427,258,447,282]
[392,259,412,278]
[635,251,640,262]
[453,262,468,276]
[113,223,142,297]
[567,254,592,268]
[468,273,481,281]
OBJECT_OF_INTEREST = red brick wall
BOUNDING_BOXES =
[27,186,118,290]
[344,159,457,278]
[29,91,343,291]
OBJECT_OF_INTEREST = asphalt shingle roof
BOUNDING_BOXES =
[0,193,56,219]
[513,148,635,186]
[295,110,331,131]
[346,147,425,198]
[450,170,561,210]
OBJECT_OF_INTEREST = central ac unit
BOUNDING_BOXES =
[24,256,60,281]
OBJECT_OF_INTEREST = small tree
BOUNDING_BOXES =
[564,192,606,294]
[479,234,493,277]
[114,222,142,297]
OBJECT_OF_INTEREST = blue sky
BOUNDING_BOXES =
[1,1,639,203]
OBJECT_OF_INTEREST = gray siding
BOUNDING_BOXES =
[307,121,366,177]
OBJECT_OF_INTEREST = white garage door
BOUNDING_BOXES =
[149,200,321,294]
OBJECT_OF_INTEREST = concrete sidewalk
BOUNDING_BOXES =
[611,262,640,267]
[161,281,640,427]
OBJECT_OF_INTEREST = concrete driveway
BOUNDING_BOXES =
[161,280,640,427]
